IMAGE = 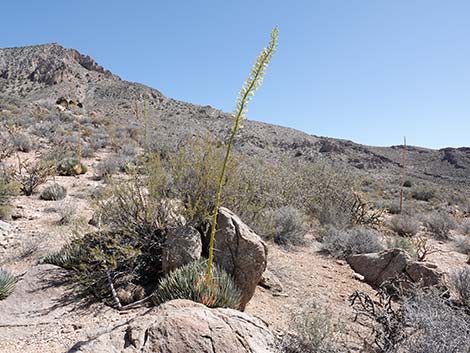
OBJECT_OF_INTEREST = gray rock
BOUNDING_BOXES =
[68,299,276,353]
[259,270,283,293]
[213,208,268,310]
[405,261,444,287]
[347,249,410,286]
[162,226,202,274]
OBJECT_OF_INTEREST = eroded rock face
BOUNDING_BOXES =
[405,261,444,287]
[162,225,202,274]
[68,299,276,353]
[213,208,268,310]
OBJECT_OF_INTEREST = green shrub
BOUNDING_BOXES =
[321,226,385,259]
[57,157,87,176]
[389,214,420,237]
[403,180,413,188]
[0,268,16,300]
[152,259,241,309]
[40,183,67,201]
[261,206,309,246]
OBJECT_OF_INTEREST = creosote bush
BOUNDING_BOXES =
[152,259,242,309]
[321,226,385,259]
[0,268,16,300]
[40,183,67,201]
[389,214,420,237]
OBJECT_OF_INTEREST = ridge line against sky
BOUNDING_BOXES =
[2,0,469,149]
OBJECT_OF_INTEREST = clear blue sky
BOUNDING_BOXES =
[2,1,469,148]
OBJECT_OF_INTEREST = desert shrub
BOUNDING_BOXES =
[412,186,436,201]
[12,159,55,196]
[387,236,417,259]
[459,219,470,235]
[0,268,16,300]
[57,157,87,176]
[453,235,470,255]
[57,202,76,225]
[449,267,470,307]
[152,259,241,309]
[95,156,120,179]
[278,301,342,353]
[260,206,309,246]
[0,174,18,220]
[321,226,385,259]
[40,183,67,201]
[0,133,14,161]
[425,211,456,240]
[11,132,33,152]
[384,201,402,215]
[42,229,161,304]
[403,180,412,188]
[389,214,420,237]
[400,289,470,353]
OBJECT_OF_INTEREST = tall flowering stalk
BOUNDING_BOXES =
[206,27,279,282]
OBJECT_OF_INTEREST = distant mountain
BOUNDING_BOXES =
[1,43,469,187]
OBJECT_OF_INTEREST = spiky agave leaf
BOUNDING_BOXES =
[40,243,82,270]
[152,259,242,309]
[0,268,16,300]
[206,26,279,281]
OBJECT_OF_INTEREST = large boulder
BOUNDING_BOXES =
[347,249,445,288]
[68,299,276,353]
[405,261,444,287]
[212,208,268,310]
[347,249,410,286]
[162,225,202,273]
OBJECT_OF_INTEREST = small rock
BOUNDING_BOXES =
[352,272,365,281]
[259,270,283,293]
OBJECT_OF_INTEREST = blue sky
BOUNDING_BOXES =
[2,1,469,148]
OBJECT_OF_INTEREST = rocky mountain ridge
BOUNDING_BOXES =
[1,43,469,187]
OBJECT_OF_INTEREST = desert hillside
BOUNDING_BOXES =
[0,44,469,353]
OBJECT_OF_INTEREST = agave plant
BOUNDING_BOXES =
[40,243,82,270]
[152,259,241,309]
[0,268,16,300]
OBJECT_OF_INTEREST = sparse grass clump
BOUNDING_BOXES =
[11,132,33,152]
[389,214,420,237]
[261,206,309,246]
[40,183,67,201]
[425,211,456,240]
[321,226,385,259]
[152,259,241,309]
[0,268,16,300]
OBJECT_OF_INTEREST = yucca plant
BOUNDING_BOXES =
[206,26,279,282]
[0,268,16,300]
[152,259,241,309]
